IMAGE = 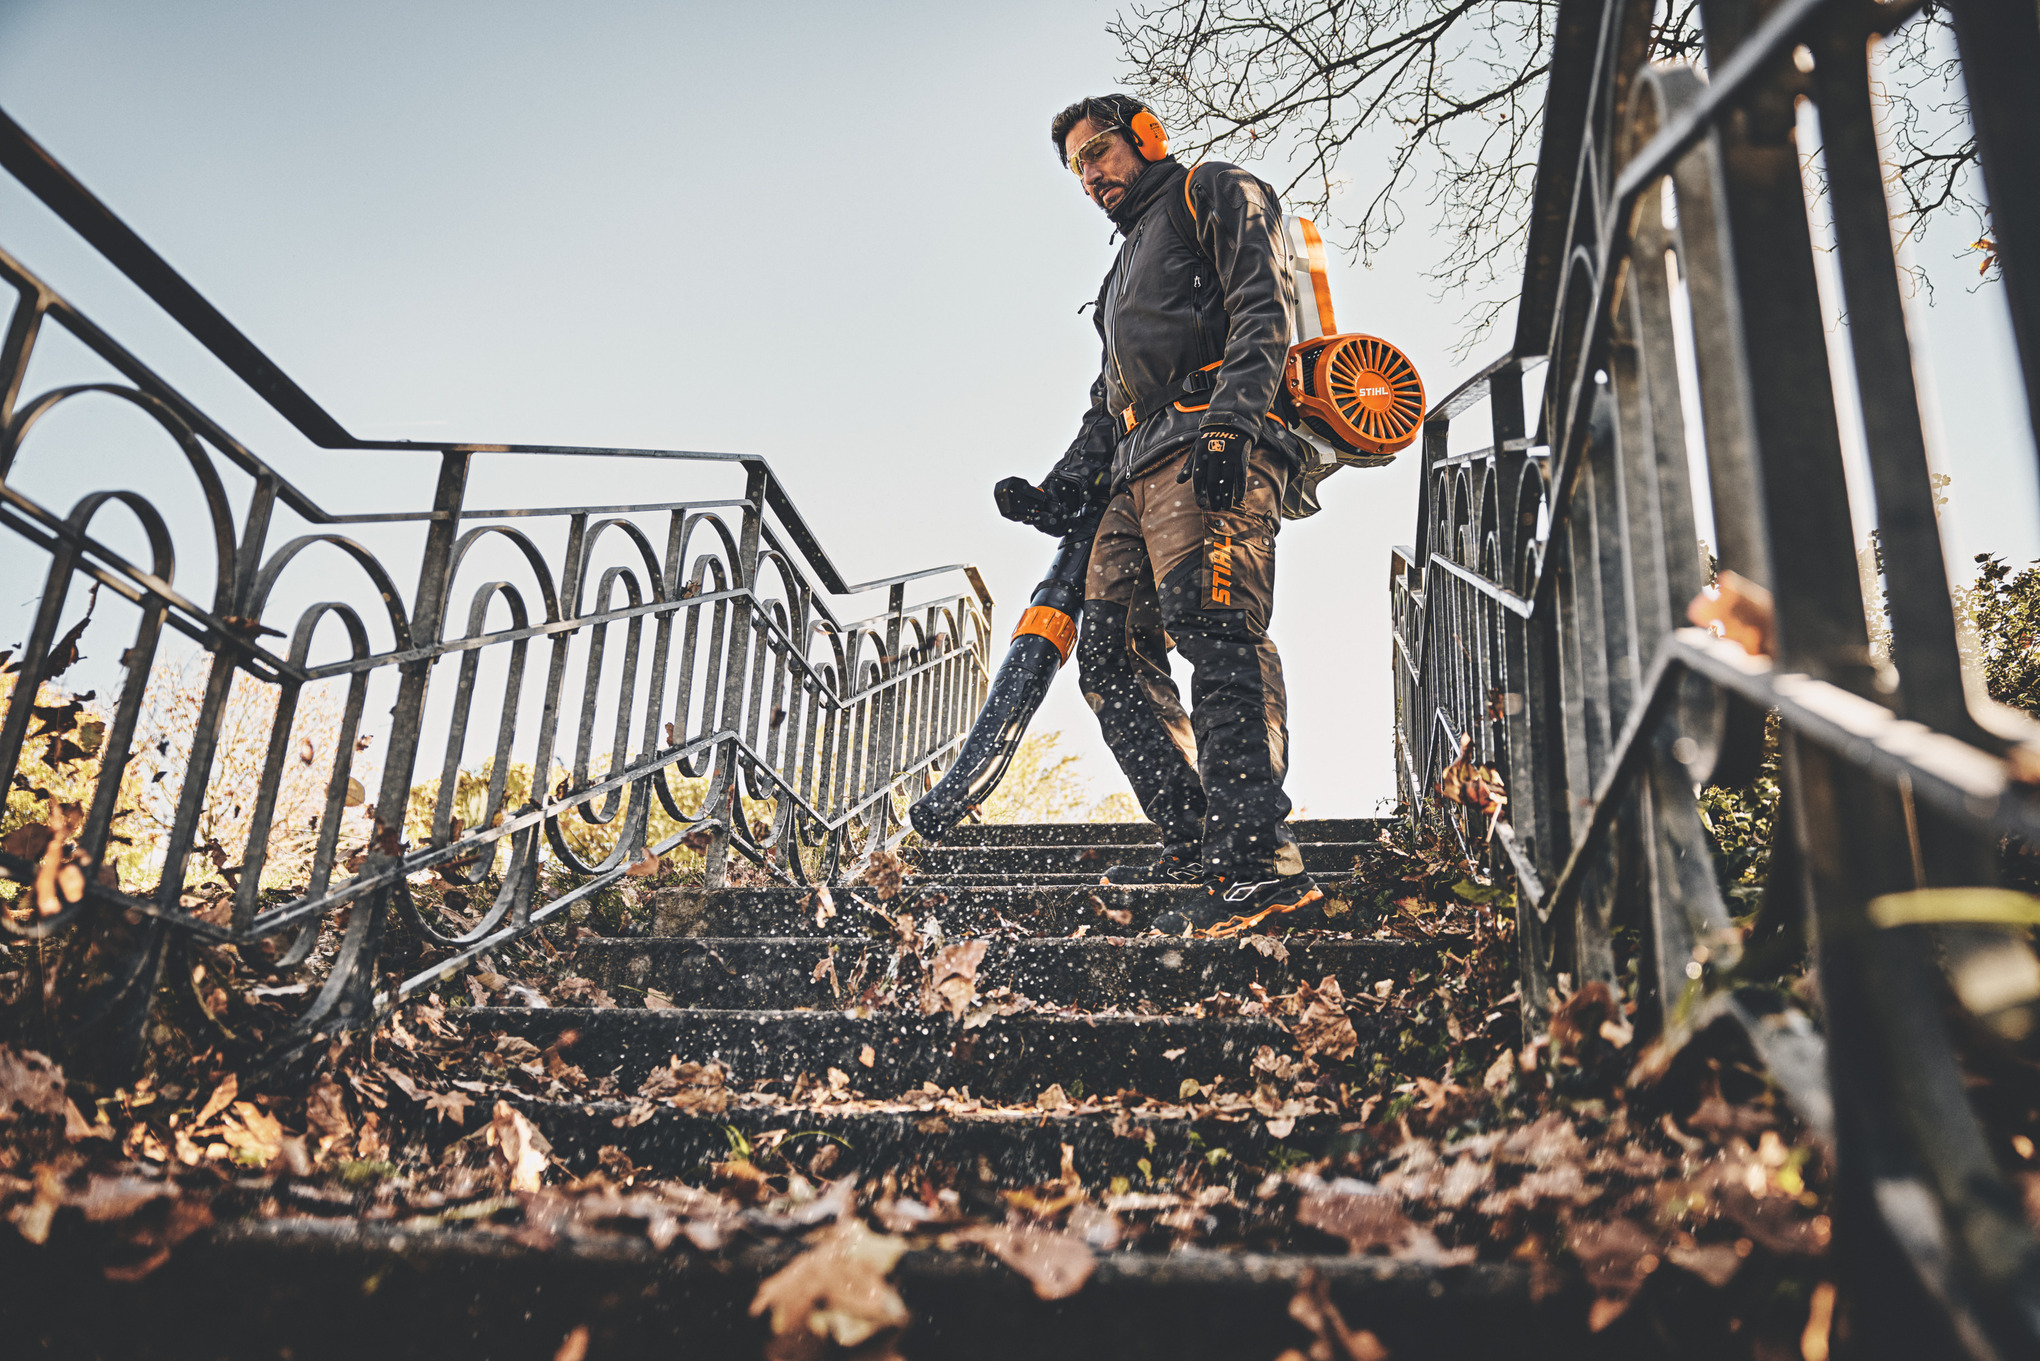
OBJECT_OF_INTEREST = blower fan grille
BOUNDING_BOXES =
[1285,333,1425,458]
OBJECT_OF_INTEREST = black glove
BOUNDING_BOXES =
[995,473,1086,535]
[1178,425,1248,512]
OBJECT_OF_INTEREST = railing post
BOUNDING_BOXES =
[304,448,468,1036]
[706,462,768,886]
[866,580,907,852]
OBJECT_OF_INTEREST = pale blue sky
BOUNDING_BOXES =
[1,0,2033,814]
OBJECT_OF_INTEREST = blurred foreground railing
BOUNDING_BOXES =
[1394,0,2040,1352]
[0,110,991,1069]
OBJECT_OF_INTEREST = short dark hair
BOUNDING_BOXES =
[1050,93,1149,164]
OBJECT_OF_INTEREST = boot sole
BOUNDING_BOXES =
[1198,887,1325,939]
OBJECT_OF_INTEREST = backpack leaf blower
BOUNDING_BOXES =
[909,514,1095,842]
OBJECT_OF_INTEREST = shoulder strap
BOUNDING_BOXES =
[1164,164,1211,269]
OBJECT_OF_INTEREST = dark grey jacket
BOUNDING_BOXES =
[1051,157,1307,492]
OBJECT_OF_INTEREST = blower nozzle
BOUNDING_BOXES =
[910,521,1094,843]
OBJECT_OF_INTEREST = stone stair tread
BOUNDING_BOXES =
[461,1005,1354,1102]
[518,1097,1350,1183]
[574,934,1423,1011]
[6,1214,1595,1361]
[931,817,1388,847]
[910,843,1368,876]
[643,882,1375,939]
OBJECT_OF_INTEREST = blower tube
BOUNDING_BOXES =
[909,517,1095,842]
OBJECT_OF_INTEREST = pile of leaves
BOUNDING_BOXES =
[0,810,1856,1360]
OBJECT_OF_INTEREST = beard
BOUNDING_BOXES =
[1090,173,1138,212]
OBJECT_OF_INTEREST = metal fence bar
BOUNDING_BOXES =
[1394,0,2040,1350]
[0,110,993,1071]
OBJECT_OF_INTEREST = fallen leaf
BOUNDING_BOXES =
[955,1223,1094,1299]
[859,1045,876,1069]
[750,1217,910,1349]
[193,1073,239,1127]
[920,939,988,1019]
[220,1102,285,1167]
[1666,1240,1742,1288]
[1295,1177,1414,1254]
[624,847,662,878]
[488,1100,552,1192]
[639,1057,729,1114]
[553,1325,590,1361]
[1287,1268,1389,1361]
[1240,935,1289,963]
[1569,1216,1659,1329]
[1290,977,1360,1064]
[424,1090,474,1126]
[1036,1084,1071,1111]
[1687,570,1775,659]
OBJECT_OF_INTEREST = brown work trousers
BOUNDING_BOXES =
[1079,445,1298,875]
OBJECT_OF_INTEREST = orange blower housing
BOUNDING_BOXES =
[1284,332,1426,459]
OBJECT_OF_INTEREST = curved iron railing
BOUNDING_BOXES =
[0,110,991,1068]
[1396,0,2040,1351]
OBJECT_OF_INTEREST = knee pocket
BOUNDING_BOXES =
[1158,554,1269,639]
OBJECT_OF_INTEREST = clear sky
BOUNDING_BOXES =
[2,0,2034,816]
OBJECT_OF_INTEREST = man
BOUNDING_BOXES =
[994,93,1319,937]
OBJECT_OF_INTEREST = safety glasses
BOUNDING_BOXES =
[1066,127,1121,176]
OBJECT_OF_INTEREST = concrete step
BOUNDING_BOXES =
[521,1100,1354,1185]
[460,1006,1350,1104]
[4,1215,1628,1361]
[642,881,1374,940]
[931,818,1390,848]
[912,841,1369,877]
[573,935,1421,1012]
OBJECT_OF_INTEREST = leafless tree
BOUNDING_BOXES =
[1110,0,1986,346]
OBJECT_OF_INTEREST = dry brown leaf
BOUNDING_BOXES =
[488,1100,552,1192]
[553,1325,590,1361]
[955,1223,1094,1299]
[424,1089,474,1126]
[1295,1178,1414,1254]
[1240,935,1290,963]
[220,1102,285,1167]
[193,1073,239,1128]
[639,1057,729,1114]
[624,848,662,878]
[749,1217,910,1349]
[1287,1269,1389,1360]
[1569,1216,1660,1329]
[1687,570,1775,659]
[0,1047,71,1123]
[920,939,988,1019]
[1436,735,1507,817]
[1290,977,1360,1064]
[1666,1240,1743,1288]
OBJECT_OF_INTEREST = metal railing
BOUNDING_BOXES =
[1394,0,2040,1350]
[0,110,991,1067]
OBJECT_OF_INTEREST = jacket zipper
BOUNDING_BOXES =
[1104,220,1143,412]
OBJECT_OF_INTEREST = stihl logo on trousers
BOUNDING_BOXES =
[1207,534,1234,607]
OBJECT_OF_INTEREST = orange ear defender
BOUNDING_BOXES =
[1126,108,1169,162]
[1284,334,1426,457]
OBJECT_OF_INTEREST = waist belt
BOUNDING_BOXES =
[1118,363,1221,435]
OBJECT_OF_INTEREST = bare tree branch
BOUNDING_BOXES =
[1111,0,1986,352]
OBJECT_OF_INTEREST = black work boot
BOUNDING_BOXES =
[1099,844,1206,886]
[1152,869,1323,938]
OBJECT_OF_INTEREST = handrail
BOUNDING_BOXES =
[0,102,996,1073]
[0,107,989,618]
[1394,0,2040,1349]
